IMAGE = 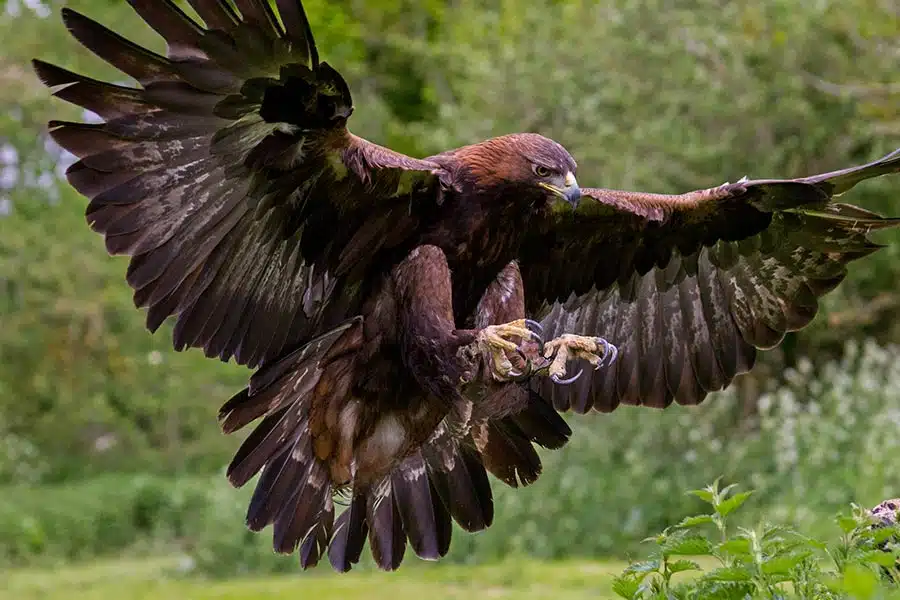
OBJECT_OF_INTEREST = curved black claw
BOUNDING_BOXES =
[524,319,544,353]
[604,343,618,366]
[508,347,533,382]
[551,368,584,385]
[525,319,543,335]
[594,338,618,369]
[510,364,532,383]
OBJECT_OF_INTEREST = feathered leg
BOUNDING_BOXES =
[391,245,539,387]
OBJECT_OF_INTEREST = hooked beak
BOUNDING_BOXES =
[562,171,581,209]
[540,171,581,210]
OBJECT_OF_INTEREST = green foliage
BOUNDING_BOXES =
[613,481,900,600]
[0,474,212,566]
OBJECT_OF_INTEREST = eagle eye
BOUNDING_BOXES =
[533,165,553,178]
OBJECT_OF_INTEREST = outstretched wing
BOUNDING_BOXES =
[521,148,900,413]
[35,0,446,368]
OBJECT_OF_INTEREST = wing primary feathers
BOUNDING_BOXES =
[60,8,175,84]
[32,60,149,120]
[801,147,900,195]
[186,0,239,30]
[125,0,205,55]
[232,0,284,38]
[275,0,318,66]
[40,0,441,370]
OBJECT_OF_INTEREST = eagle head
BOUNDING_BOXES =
[457,133,581,211]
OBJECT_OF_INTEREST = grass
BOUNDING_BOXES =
[1,555,628,600]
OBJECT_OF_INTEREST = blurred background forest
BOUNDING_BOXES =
[1,0,900,595]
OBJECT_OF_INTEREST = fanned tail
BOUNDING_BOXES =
[326,387,571,572]
[327,421,493,572]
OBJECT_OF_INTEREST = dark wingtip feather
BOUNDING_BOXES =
[31,59,66,88]
[274,0,317,67]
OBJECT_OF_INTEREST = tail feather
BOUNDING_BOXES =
[366,480,408,571]
[226,404,302,487]
[272,459,332,554]
[299,495,333,569]
[478,419,542,488]
[328,493,368,572]
[391,452,452,561]
[425,441,494,533]
[245,429,311,530]
[510,389,572,450]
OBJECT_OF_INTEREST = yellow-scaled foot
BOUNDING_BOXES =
[460,319,543,382]
[539,334,618,385]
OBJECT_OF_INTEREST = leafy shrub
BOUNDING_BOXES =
[612,480,900,599]
[0,474,209,566]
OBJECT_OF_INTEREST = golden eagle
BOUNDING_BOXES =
[34,0,900,571]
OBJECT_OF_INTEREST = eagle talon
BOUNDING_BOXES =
[464,319,543,382]
[540,334,618,386]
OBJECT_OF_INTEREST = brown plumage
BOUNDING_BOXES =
[35,0,900,572]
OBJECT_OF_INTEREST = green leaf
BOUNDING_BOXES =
[668,559,701,574]
[664,535,713,556]
[611,574,641,599]
[692,581,757,600]
[761,551,812,575]
[870,526,900,545]
[703,566,754,582]
[840,563,879,600]
[857,550,900,567]
[688,488,715,504]
[624,559,661,574]
[719,483,739,499]
[838,515,859,534]
[673,515,715,530]
[718,538,752,557]
[714,491,753,517]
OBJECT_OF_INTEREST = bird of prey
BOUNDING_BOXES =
[35,0,900,572]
